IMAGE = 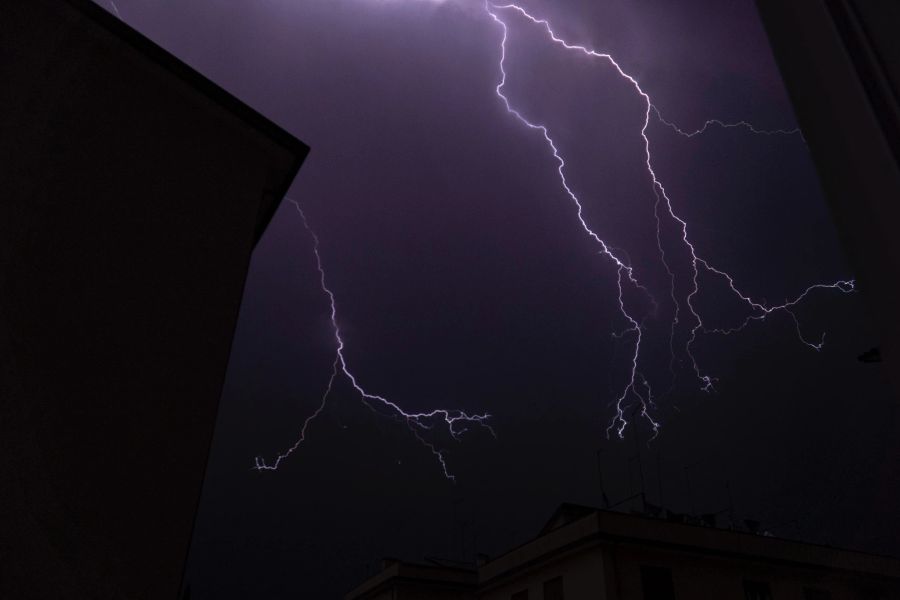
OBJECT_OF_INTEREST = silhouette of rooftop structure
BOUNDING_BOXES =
[347,503,900,599]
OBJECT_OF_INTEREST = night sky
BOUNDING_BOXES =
[102,0,896,597]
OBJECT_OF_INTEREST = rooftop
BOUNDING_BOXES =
[349,503,900,598]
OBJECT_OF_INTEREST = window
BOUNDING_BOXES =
[511,590,528,600]
[543,576,564,600]
[640,566,675,600]
[743,580,773,600]
[803,588,831,600]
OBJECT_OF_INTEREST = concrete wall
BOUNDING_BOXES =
[0,1,305,598]
[478,539,899,600]
[396,583,476,600]
[755,0,900,558]
[479,547,607,600]
[608,541,897,600]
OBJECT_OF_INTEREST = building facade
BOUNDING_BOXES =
[348,505,900,600]
[0,0,307,598]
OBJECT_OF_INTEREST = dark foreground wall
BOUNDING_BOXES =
[0,1,307,598]
[756,0,900,554]
[756,0,900,374]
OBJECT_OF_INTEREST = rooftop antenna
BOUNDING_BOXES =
[459,519,468,562]
[725,480,736,530]
[632,407,647,513]
[596,449,611,508]
[656,449,664,509]
[450,495,463,560]
[684,464,696,518]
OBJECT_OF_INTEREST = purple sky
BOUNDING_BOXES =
[104,0,895,596]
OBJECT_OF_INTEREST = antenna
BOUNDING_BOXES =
[459,519,468,561]
[596,449,611,508]
[632,407,647,512]
[725,480,736,530]
[450,495,463,559]
[656,449,664,508]
[684,465,696,517]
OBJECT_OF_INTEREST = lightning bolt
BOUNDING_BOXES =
[254,199,494,480]
[485,2,854,436]
[485,4,659,439]
[260,0,854,477]
[651,105,804,139]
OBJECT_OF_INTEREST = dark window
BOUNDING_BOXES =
[640,566,675,600]
[803,588,831,600]
[511,590,528,600]
[743,580,773,600]
[544,576,564,600]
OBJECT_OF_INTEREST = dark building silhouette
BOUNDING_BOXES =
[349,559,478,600]
[0,1,307,598]
[756,0,900,559]
[347,504,900,600]
[755,1,900,389]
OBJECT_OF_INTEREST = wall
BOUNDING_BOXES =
[0,1,304,598]
[610,541,899,600]
[479,547,607,600]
